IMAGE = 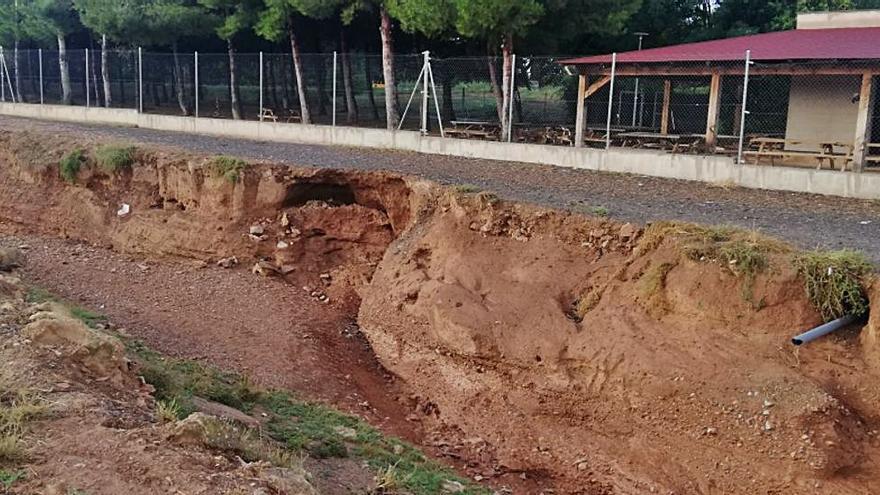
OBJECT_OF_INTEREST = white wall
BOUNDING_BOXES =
[786,75,861,152]
[797,10,880,29]
[1,102,879,200]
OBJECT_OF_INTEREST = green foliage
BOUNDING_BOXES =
[208,156,247,182]
[93,144,134,172]
[453,0,544,42]
[197,0,261,40]
[59,149,85,183]
[0,470,25,490]
[125,337,488,495]
[793,250,873,321]
[155,398,183,423]
[387,0,455,37]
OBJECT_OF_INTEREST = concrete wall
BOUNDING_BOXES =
[797,10,880,29]
[785,75,861,152]
[1,102,879,200]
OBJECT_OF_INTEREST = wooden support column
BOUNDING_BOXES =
[705,72,722,148]
[660,79,671,135]
[852,72,875,172]
[574,73,587,148]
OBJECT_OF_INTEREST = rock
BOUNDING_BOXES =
[288,227,302,237]
[252,261,281,277]
[280,212,290,228]
[166,412,235,446]
[441,480,466,493]
[619,223,637,240]
[217,256,239,268]
[276,240,289,249]
[333,425,357,439]
[261,467,318,495]
[190,396,261,429]
[0,247,24,271]
[249,225,265,236]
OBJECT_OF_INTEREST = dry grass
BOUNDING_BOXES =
[155,399,183,423]
[0,377,46,464]
[793,250,873,320]
[640,261,677,318]
[574,288,602,319]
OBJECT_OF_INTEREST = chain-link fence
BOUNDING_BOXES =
[1,47,878,171]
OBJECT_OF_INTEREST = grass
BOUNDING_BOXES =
[208,156,247,183]
[590,206,609,217]
[155,399,183,423]
[93,145,135,172]
[24,288,107,328]
[574,288,602,319]
[59,149,85,183]
[453,184,482,194]
[793,250,873,321]
[122,337,488,495]
[640,261,676,318]
[0,378,46,465]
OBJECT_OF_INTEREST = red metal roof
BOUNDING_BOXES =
[560,27,880,65]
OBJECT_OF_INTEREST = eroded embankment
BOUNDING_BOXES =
[2,130,880,494]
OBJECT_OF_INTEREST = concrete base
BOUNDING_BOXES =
[1,102,879,200]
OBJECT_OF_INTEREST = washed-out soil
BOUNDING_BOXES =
[2,128,880,494]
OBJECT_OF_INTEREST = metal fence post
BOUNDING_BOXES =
[137,47,143,113]
[0,47,5,103]
[38,48,43,104]
[194,51,199,118]
[737,49,752,165]
[332,51,337,127]
[420,51,429,134]
[507,53,516,142]
[85,49,90,108]
[259,51,264,121]
[605,53,617,150]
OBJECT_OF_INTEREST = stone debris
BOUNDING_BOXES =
[216,256,239,268]
[252,261,281,277]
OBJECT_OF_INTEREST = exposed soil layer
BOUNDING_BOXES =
[1,115,878,262]
[2,129,880,494]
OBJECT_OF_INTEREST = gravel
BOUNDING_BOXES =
[2,115,878,261]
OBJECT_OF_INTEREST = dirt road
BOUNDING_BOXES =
[1,115,877,261]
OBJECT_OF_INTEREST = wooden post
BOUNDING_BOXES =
[852,73,875,172]
[660,79,671,135]
[705,73,722,147]
[574,73,587,148]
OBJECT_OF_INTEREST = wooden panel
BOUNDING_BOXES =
[585,75,611,98]
[705,73,722,147]
[660,80,671,135]
[574,74,587,148]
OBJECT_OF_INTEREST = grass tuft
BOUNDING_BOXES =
[93,145,135,172]
[0,379,46,464]
[793,250,873,321]
[0,469,24,489]
[155,399,183,423]
[640,261,676,317]
[59,149,85,183]
[453,184,481,194]
[208,156,247,183]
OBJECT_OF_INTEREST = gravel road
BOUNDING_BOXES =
[2,115,878,260]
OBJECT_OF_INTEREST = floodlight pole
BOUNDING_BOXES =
[194,51,199,118]
[85,48,90,108]
[631,33,648,128]
[0,47,5,103]
[137,47,143,113]
[38,48,43,104]
[259,51,264,121]
[420,51,429,134]
[606,53,617,150]
[507,54,516,142]
[737,49,753,165]
[332,51,338,127]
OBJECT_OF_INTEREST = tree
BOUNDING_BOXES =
[454,0,544,139]
[0,0,43,101]
[198,0,260,119]
[33,0,82,105]
[145,1,217,115]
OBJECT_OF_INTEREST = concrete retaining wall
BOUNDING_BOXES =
[2,102,879,200]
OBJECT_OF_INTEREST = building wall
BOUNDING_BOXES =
[797,10,880,29]
[785,75,861,151]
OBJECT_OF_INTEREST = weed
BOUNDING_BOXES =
[640,262,676,317]
[24,289,106,328]
[208,156,247,183]
[453,184,481,194]
[0,470,24,489]
[0,382,46,464]
[591,206,609,217]
[567,203,608,217]
[93,145,135,172]
[59,149,85,183]
[374,461,409,491]
[792,250,873,320]
[155,399,182,423]
[575,289,602,319]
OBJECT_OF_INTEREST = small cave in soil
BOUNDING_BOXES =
[283,182,356,208]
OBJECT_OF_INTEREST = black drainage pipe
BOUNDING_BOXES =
[791,314,862,346]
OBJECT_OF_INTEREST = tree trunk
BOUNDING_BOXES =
[364,54,380,121]
[441,75,455,122]
[379,7,399,130]
[172,42,189,116]
[340,29,357,124]
[90,47,101,106]
[500,34,513,141]
[487,51,503,123]
[101,35,112,107]
[316,54,328,116]
[280,57,290,110]
[13,40,21,102]
[57,34,71,105]
[288,23,311,124]
[227,38,242,120]
[268,57,279,109]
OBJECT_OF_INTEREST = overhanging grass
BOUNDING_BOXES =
[59,149,85,183]
[208,156,247,183]
[93,145,135,172]
[793,250,872,321]
[24,288,106,328]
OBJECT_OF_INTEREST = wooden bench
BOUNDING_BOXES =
[259,108,279,122]
[744,138,853,171]
[447,120,500,141]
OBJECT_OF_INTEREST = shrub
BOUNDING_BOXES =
[208,156,247,183]
[59,149,85,182]
[453,184,481,194]
[793,250,873,320]
[93,145,135,172]
[155,399,183,423]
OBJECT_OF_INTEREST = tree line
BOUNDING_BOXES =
[0,0,877,138]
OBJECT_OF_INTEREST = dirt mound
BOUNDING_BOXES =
[1,129,879,494]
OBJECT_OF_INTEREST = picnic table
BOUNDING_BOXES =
[617,131,702,153]
[446,120,500,140]
[745,137,853,170]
